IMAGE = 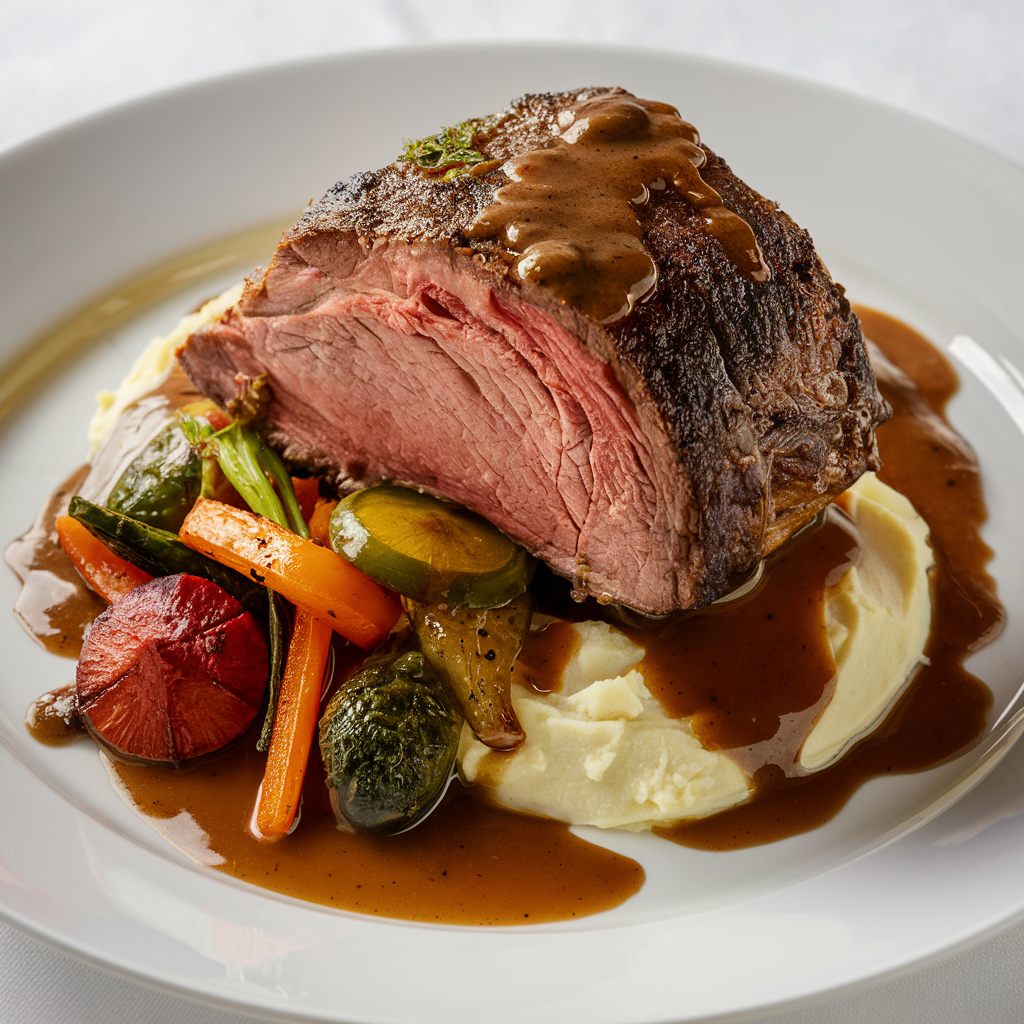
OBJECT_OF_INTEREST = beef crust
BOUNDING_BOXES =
[617,151,887,598]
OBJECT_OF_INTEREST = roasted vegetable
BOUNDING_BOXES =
[319,647,460,835]
[256,609,334,839]
[55,514,154,604]
[291,476,320,526]
[181,414,310,539]
[181,412,308,748]
[180,498,401,649]
[330,484,533,608]
[106,422,206,532]
[68,496,266,618]
[76,574,268,767]
[309,497,338,547]
[408,592,531,750]
[259,592,286,752]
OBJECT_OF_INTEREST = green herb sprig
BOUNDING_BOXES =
[400,115,503,181]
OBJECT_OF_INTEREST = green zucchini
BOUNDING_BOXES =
[68,496,266,618]
[318,646,461,835]
[329,483,533,608]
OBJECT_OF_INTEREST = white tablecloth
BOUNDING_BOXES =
[2,2,1023,1021]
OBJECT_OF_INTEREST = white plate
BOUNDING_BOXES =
[2,43,1024,1024]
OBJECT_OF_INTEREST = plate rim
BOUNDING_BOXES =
[5,38,1023,181]
[2,40,1024,1024]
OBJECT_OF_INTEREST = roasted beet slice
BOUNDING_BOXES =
[77,573,268,766]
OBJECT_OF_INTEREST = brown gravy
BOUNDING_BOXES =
[639,508,856,763]
[25,684,83,746]
[466,92,768,323]
[5,465,105,657]
[516,619,582,693]
[12,307,1001,920]
[109,744,643,926]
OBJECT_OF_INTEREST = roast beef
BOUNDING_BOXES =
[178,88,888,615]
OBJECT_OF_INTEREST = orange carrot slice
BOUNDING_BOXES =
[179,498,400,649]
[56,515,153,604]
[308,498,338,547]
[255,609,333,838]
[290,476,320,527]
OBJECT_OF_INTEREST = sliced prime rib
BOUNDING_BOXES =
[178,88,888,615]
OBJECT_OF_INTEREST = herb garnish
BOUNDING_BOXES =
[400,115,504,181]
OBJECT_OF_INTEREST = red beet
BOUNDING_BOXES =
[77,573,268,766]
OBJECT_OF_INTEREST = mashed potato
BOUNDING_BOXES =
[460,474,933,829]
[88,283,242,454]
[802,473,932,769]
[460,621,750,830]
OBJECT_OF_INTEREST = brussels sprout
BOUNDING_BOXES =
[319,648,460,835]
[106,422,203,532]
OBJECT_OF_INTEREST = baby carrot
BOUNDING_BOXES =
[56,514,153,603]
[308,497,338,547]
[255,608,333,839]
[179,498,400,649]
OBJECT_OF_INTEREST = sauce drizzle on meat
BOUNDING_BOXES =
[465,91,769,323]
